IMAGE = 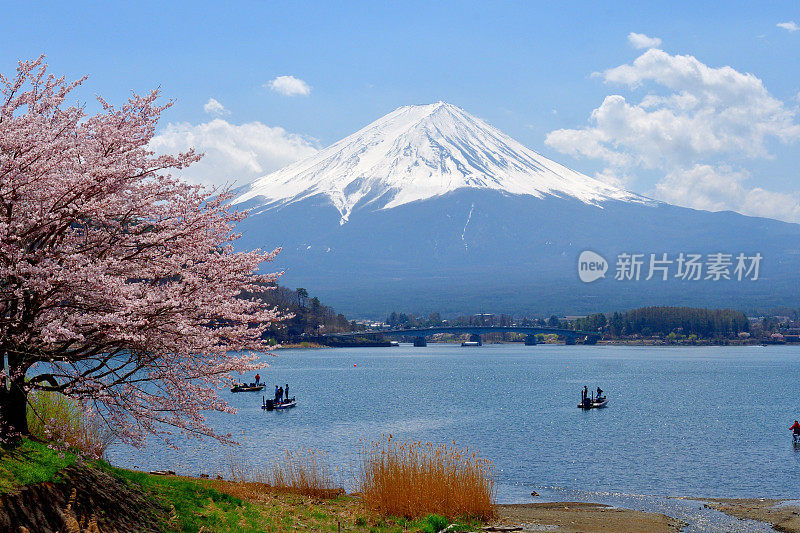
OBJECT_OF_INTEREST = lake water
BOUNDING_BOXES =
[107,344,800,529]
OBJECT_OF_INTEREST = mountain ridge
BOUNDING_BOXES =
[232,102,652,223]
[228,103,800,317]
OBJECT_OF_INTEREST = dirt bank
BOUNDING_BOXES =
[0,464,167,532]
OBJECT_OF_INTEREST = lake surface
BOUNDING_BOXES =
[108,344,800,507]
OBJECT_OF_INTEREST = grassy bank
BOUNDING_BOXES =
[0,438,78,493]
[0,439,483,532]
[106,469,481,532]
[3,394,491,531]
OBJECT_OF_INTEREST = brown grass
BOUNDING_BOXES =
[26,391,114,459]
[355,435,496,520]
[226,449,343,499]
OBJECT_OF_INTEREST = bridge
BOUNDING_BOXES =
[323,326,600,346]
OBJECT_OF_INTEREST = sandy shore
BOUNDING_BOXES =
[491,498,800,532]
[691,498,800,532]
[494,502,685,533]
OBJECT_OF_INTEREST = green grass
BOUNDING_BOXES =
[0,438,77,493]
[97,462,265,532]
[1,439,486,532]
[421,514,450,533]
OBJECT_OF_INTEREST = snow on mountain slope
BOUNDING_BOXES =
[232,102,650,223]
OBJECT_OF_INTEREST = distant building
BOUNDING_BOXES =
[473,313,494,325]
[354,320,389,330]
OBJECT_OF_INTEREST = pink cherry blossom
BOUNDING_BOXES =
[0,56,285,447]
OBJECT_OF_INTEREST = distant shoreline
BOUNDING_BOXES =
[274,339,795,349]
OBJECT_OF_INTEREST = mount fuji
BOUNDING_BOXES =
[231,102,800,317]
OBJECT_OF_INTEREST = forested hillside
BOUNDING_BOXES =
[242,284,360,341]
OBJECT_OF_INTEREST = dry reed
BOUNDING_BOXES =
[26,391,114,459]
[60,489,103,533]
[226,449,342,499]
[355,435,496,520]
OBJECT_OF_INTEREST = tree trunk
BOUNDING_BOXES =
[0,378,29,445]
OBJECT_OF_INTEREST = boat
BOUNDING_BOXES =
[461,341,481,347]
[231,383,265,393]
[275,398,296,409]
[578,395,608,409]
[592,396,608,408]
[262,396,297,410]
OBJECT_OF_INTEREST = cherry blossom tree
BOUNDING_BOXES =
[0,57,284,447]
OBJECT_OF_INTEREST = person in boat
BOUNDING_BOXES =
[596,387,604,399]
[582,385,588,401]
[277,386,284,403]
[791,420,800,442]
[274,385,280,402]
[255,373,260,386]
[285,383,290,401]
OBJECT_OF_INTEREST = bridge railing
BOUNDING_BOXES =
[323,326,600,339]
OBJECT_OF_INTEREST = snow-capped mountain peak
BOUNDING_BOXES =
[232,102,647,223]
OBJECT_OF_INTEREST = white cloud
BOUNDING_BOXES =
[203,98,229,116]
[150,119,318,189]
[266,75,311,97]
[545,48,800,222]
[593,167,631,189]
[545,118,632,168]
[627,32,662,49]
[655,165,800,222]
[777,21,800,32]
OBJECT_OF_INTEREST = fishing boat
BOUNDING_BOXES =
[578,394,608,409]
[592,396,608,408]
[231,383,265,393]
[262,396,297,410]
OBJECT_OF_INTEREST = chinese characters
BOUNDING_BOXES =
[613,253,762,281]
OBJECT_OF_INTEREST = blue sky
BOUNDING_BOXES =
[3,1,800,220]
